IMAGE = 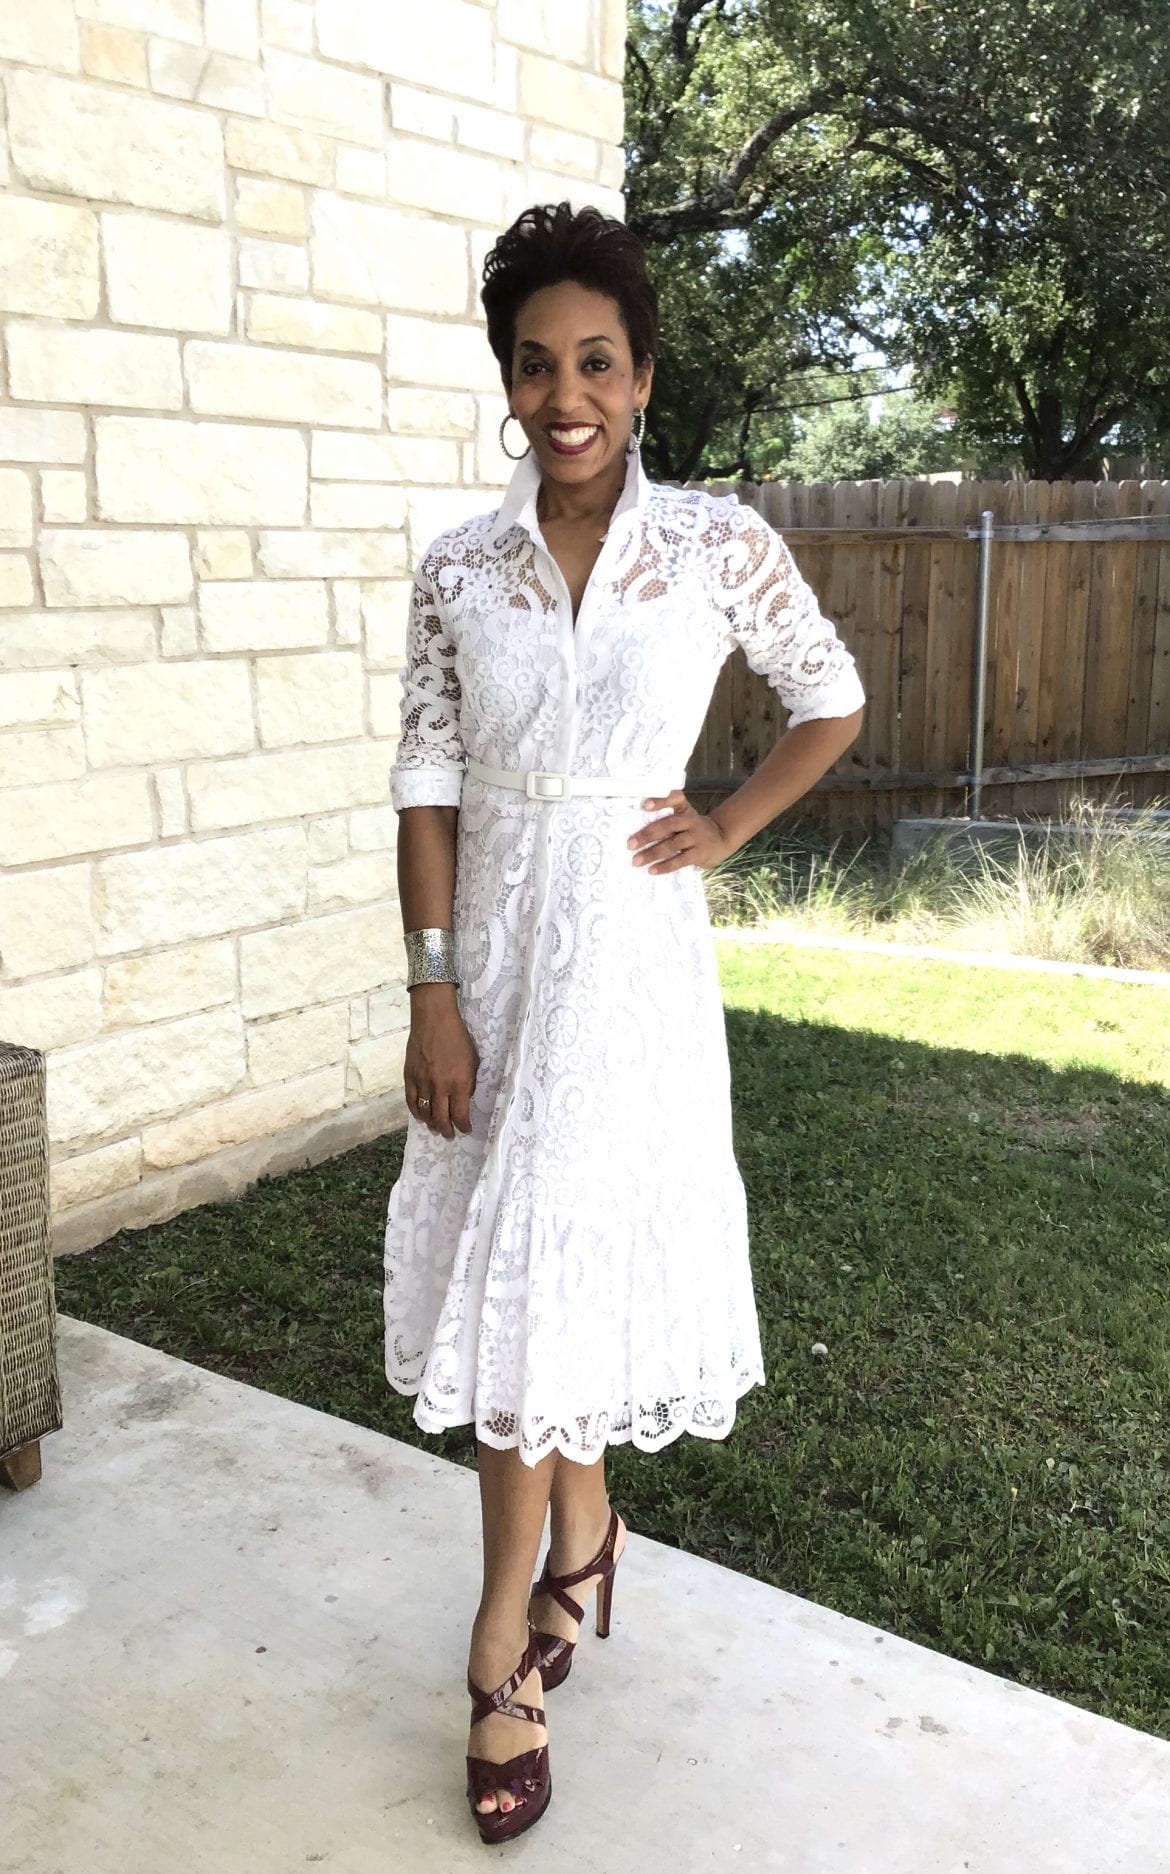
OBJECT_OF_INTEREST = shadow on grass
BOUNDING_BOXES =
[54,1007,1170,1739]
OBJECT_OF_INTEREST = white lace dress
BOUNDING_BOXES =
[384,447,865,1467]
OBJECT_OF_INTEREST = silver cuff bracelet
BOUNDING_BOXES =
[405,926,459,989]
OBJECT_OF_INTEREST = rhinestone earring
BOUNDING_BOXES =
[499,413,530,460]
[628,407,647,453]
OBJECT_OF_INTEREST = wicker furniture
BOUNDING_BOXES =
[0,1042,60,1490]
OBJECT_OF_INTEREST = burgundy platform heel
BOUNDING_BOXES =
[465,1629,552,1845]
[529,1505,624,1691]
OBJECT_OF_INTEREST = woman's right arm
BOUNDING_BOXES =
[397,805,478,1140]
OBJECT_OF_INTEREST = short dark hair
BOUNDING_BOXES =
[480,202,659,388]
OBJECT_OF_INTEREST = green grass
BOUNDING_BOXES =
[54,944,1170,1740]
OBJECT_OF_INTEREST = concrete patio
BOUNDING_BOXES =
[3,1317,1168,1874]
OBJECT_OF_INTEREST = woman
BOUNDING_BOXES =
[385,202,865,1844]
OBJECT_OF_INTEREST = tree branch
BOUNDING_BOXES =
[629,94,841,243]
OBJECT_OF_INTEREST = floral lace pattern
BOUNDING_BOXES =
[384,455,865,1466]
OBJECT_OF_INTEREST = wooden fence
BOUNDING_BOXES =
[686,477,1170,833]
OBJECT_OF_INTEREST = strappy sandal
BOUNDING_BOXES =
[529,1505,624,1691]
[465,1629,552,1845]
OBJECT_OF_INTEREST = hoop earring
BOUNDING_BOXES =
[499,413,530,461]
[628,407,646,453]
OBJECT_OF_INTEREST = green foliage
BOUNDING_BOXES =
[627,0,1170,480]
[765,390,961,481]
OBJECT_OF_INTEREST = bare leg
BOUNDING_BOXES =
[529,1451,627,1647]
[468,1442,556,1817]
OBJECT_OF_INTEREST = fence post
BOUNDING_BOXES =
[969,510,995,818]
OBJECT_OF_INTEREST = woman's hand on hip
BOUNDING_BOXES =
[405,988,479,1139]
[627,790,736,875]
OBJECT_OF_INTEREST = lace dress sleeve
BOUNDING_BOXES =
[389,562,467,810]
[710,497,866,727]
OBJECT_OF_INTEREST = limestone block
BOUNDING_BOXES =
[205,0,260,60]
[83,660,254,766]
[454,102,526,164]
[308,849,396,913]
[0,409,86,464]
[306,814,348,863]
[476,391,512,485]
[247,1003,351,1084]
[310,196,468,315]
[367,672,404,740]
[367,985,407,1036]
[75,0,202,45]
[0,864,93,980]
[494,42,519,113]
[238,238,309,294]
[195,531,253,581]
[530,124,599,181]
[96,417,306,527]
[310,483,409,530]
[258,532,408,579]
[518,55,623,142]
[312,430,455,485]
[0,468,34,549]
[0,0,81,72]
[348,803,399,850]
[153,768,187,837]
[40,470,88,525]
[160,605,199,657]
[346,1029,409,1100]
[497,0,590,64]
[224,116,333,186]
[146,35,205,99]
[0,195,99,320]
[0,727,86,789]
[244,292,382,355]
[48,1006,246,1150]
[385,138,504,225]
[96,825,306,953]
[332,583,362,645]
[255,650,364,748]
[601,0,627,79]
[265,48,383,149]
[0,670,80,731]
[80,20,148,82]
[188,741,390,834]
[51,1138,142,1212]
[318,0,495,104]
[598,142,627,191]
[0,773,153,867]
[0,969,100,1052]
[104,212,231,334]
[39,529,192,608]
[6,71,225,220]
[104,937,236,1027]
[240,900,407,1017]
[200,580,328,653]
[334,147,386,199]
[142,1065,344,1169]
[260,0,314,52]
[186,341,381,429]
[198,52,264,115]
[384,313,501,392]
[0,609,155,669]
[389,85,454,143]
[348,996,367,1041]
[6,321,183,412]
[0,555,34,608]
[236,177,308,238]
[386,388,477,437]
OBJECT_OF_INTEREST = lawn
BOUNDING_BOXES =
[53,941,1170,1740]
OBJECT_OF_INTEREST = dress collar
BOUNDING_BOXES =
[492,443,652,543]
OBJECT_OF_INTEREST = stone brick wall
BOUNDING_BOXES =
[0,0,626,1252]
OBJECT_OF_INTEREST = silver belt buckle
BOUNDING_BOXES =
[525,770,567,800]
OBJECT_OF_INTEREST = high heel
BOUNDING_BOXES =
[529,1505,624,1690]
[465,1629,552,1845]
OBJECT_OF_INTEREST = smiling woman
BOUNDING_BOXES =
[383,201,866,1843]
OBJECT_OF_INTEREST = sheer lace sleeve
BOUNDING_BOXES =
[389,561,466,811]
[711,498,866,727]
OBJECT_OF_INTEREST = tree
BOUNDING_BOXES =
[626,0,1170,480]
[770,391,961,482]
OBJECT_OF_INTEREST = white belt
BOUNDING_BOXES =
[465,757,677,802]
